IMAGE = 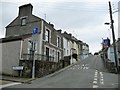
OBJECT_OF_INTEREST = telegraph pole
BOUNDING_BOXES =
[108,1,119,73]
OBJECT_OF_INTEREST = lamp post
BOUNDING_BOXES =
[105,1,118,73]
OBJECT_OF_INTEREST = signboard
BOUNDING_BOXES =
[102,38,110,48]
[12,66,23,70]
[32,27,39,35]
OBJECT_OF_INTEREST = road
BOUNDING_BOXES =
[3,55,119,89]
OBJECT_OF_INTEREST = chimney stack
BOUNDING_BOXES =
[49,22,54,28]
[19,3,33,16]
[57,29,62,33]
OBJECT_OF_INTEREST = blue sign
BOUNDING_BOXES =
[32,27,39,35]
[102,38,110,47]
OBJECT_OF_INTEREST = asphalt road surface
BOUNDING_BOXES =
[3,55,119,89]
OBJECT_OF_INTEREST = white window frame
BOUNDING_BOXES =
[57,35,61,48]
[21,18,26,26]
[45,26,51,43]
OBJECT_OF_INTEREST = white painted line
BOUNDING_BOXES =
[100,72,104,85]
[94,78,97,81]
[93,81,97,84]
[82,64,84,66]
[93,85,98,88]
[95,71,98,73]
[73,68,75,69]
[83,67,86,69]
[101,78,104,81]
[95,73,97,76]
[94,75,97,78]
[86,67,88,69]
[100,81,104,85]
[0,82,21,88]
[101,74,103,76]
[101,77,103,79]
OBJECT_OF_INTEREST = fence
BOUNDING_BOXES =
[22,54,54,62]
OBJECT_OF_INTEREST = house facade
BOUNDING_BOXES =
[62,32,85,64]
[82,43,89,59]
[5,4,63,62]
[2,3,89,76]
[1,34,31,75]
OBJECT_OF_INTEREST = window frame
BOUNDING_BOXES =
[57,35,61,48]
[21,18,27,26]
[45,27,51,43]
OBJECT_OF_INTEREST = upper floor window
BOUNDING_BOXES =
[21,18,26,26]
[57,36,61,48]
[45,29,50,43]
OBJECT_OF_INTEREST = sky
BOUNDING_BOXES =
[0,0,119,54]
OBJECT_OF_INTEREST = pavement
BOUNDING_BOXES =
[0,75,35,84]
[0,61,78,84]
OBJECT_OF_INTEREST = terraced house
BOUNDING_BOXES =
[1,3,89,77]
[5,4,63,61]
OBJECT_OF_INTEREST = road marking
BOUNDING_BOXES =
[93,70,98,88]
[94,75,97,78]
[100,72,104,85]
[93,71,104,88]
[93,81,97,84]
[81,64,89,70]
[0,82,21,88]
[94,78,97,81]
[86,67,89,69]
[82,64,84,66]
[93,85,98,88]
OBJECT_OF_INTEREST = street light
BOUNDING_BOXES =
[104,1,119,73]
[104,22,110,25]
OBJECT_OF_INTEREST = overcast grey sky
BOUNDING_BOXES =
[0,0,119,53]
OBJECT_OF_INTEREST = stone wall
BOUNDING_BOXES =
[19,60,63,78]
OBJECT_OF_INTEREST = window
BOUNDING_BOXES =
[57,36,61,48]
[21,18,26,26]
[53,49,55,61]
[45,29,50,42]
[46,47,49,61]
[57,52,60,61]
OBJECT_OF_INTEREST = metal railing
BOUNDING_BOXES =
[22,54,54,62]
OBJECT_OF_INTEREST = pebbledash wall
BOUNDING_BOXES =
[2,40,22,75]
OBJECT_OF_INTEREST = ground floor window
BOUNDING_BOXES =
[46,47,49,61]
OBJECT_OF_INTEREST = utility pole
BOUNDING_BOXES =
[108,1,119,73]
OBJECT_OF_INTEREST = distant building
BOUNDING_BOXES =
[82,43,89,59]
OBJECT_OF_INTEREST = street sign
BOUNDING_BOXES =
[102,38,110,48]
[32,27,39,35]
[12,66,23,70]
